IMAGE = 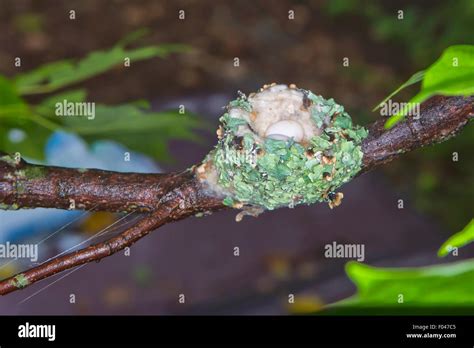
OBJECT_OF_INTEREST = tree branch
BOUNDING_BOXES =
[0,161,190,212]
[0,210,167,295]
[0,95,472,295]
[0,170,224,295]
[361,95,473,171]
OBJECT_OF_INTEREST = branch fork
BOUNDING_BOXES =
[0,93,472,295]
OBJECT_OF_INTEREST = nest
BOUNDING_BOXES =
[200,84,368,211]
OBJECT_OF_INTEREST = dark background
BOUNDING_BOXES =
[0,0,472,314]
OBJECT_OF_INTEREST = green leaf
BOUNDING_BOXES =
[14,61,71,94]
[1,30,196,162]
[384,113,405,129]
[0,78,64,134]
[438,219,474,257]
[383,45,474,128]
[36,89,87,112]
[0,76,52,159]
[14,33,190,95]
[0,124,51,160]
[372,70,424,111]
[421,45,474,96]
[333,260,474,308]
[0,75,25,107]
[114,28,150,47]
[57,103,205,161]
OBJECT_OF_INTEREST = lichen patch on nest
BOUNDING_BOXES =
[199,84,368,211]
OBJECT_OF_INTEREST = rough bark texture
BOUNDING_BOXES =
[0,162,190,212]
[0,170,224,295]
[0,95,472,295]
[361,95,474,171]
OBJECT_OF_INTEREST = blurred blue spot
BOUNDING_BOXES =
[0,131,161,243]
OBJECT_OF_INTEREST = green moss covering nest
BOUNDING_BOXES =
[201,84,368,211]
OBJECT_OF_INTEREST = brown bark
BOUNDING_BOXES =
[0,95,472,295]
[361,95,473,171]
[0,170,224,295]
[0,161,189,212]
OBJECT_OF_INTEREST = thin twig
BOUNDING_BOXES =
[0,201,176,295]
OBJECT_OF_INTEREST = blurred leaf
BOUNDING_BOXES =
[1,29,198,161]
[385,45,474,128]
[0,76,51,159]
[54,103,204,161]
[0,76,25,106]
[13,60,72,93]
[115,27,150,47]
[324,0,474,68]
[14,31,190,95]
[36,89,87,112]
[438,219,474,257]
[0,126,51,160]
[0,76,62,130]
[333,260,474,307]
